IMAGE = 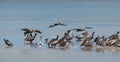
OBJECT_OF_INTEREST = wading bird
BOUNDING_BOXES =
[4,39,13,47]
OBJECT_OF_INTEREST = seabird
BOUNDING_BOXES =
[81,32,95,47]
[49,22,67,28]
[48,35,59,48]
[4,39,13,47]
[24,33,37,44]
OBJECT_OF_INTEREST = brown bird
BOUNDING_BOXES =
[59,40,70,48]
[65,31,74,41]
[106,31,119,46]
[48,35,59,48]
[24,33,37,44]
[81,32,95,47]
[4,39,13,47]
[49,22,67,28]
[21,28,32,36]
[94,36,106,46]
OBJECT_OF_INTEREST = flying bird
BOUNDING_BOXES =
[70,28,86,32]
[49,22,67,28]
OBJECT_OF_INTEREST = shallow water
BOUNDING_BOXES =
[0,47,120,62]
[0,0,120,62]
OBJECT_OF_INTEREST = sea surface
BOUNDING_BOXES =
[0,0,120,62]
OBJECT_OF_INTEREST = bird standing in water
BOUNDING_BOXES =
[48,35,59,48]
[81,32,95,47]
[4,39,13,47]
[24,33,37,45]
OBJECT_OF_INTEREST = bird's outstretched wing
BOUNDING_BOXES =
[49,22,67,28]
[49,25,55,28]
[21,28,31,32]
[33,29,42,34]
[58,22,67,26]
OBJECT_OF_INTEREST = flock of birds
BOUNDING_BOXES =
[3,22,120,50]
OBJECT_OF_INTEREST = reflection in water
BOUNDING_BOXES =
[59,47,70,51]
[103,46,120,52]
[80,46,120,53]
[81,47,93,52]
[0,46,120,62]
[4,46,13,49]
[96,47,104,53]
